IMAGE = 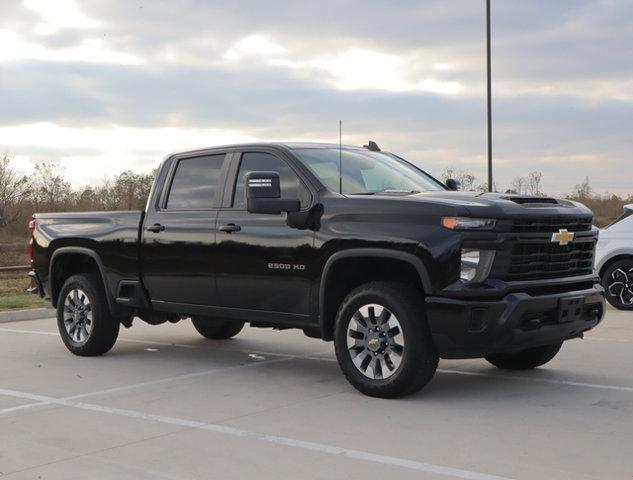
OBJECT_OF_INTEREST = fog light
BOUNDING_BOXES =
[461,249,495,283]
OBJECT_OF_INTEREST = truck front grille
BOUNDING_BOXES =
[491,239,595,281]
[510,216,592,233]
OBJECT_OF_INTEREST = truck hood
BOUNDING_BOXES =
[409,191,592,218]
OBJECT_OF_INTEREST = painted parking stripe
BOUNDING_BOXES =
[437,368,633,393]
[0,347,331,416]
[0,387,513,480]
[0,356,296,416]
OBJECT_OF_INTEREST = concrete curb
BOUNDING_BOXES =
[0,308,56,323]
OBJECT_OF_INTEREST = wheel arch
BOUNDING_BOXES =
[49,247,116,312]
[318,248,431,341]
[598,252,633,278]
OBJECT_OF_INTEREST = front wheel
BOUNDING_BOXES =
[485,342,563,370]
[334,282,438,398]
[191,317,244,340]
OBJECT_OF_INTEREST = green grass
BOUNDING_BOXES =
[0,271,47,312]
[0,292,46,311]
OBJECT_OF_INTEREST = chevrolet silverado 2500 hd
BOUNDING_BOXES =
[29,142,605,397]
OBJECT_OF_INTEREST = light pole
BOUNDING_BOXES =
[486,0,493,192]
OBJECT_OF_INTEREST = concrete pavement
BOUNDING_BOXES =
[0,308,631,479]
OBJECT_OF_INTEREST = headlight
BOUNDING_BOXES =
[461,249,496,283]
[442,217,496,230]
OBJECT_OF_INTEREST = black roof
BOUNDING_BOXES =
[169,141,369,158]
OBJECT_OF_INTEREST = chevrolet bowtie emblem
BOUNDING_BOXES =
[551,228,574,246]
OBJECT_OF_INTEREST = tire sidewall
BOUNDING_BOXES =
[602,260,633,310]
[56,274,119,355]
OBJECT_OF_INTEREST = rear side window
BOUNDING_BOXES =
[232,152,310,209]
[166,154,225,209]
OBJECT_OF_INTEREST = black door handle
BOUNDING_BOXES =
[146,223,165,233]
[219,223,241,233]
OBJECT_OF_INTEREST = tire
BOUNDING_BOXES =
[485,342,563,370]
[56,273,120,356]
[601,258,633,310]
[333,281,438,398]
[191,317,244,340]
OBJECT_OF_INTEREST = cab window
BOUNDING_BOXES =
[166,154,226,209]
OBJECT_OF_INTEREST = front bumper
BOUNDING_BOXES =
[426,285,605,359]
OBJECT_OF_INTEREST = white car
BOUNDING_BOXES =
[595,204,633,310]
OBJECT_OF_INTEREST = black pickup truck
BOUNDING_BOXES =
[29,142,605,397]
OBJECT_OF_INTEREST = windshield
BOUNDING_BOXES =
[293,148,445,195]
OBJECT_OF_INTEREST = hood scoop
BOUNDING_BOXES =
[502,196,559,207]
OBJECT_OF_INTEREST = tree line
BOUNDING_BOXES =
[0,153,155,237]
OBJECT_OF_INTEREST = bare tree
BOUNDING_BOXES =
[574,176,592,199]
[109,170,156,210]
[27,163,73,212]
[511,176,527,195]
[72,170,157,211]
[0,153,29,229]
[526,171,544,196]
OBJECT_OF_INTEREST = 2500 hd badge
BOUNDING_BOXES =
[268,263,306,271]
[28,141,605,398]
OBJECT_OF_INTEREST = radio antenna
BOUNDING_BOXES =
[339,120,343,194]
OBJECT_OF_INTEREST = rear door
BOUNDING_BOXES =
[215,149,316,316]
[141,151,231,307]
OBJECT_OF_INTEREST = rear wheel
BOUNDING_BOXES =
[485,342,563,370]
[333,281,438,398]
[191,317,244,340]
[56,273,120,356]
[602,259,633,310]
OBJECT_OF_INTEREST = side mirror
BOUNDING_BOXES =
[445,178,461,191]
[246,171,300,214]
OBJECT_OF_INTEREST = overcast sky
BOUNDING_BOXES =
[1,0,631,195]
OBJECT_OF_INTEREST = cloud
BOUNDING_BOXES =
[0,29,143,64]
[0,0,631,196]
[24,0,99,35]
[223,34,464,94]
[271,48,463,94]
[224,35,287,60]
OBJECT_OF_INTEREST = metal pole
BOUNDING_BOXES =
[339,120,343,194]
[486,0,493,192]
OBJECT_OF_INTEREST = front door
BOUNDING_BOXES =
[215,151,315,315]
[141,152,229,307]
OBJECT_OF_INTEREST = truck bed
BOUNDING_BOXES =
[32,210,144,305]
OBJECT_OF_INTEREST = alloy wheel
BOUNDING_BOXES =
[63,289,93,344]
[346,304,405,380]
[608,267,633,306]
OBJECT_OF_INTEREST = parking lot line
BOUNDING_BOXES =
[0,352,312,416]
[436,368,633,393]
[0,386,513,480]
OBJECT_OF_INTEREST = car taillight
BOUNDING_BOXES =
[28,218,36,262]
